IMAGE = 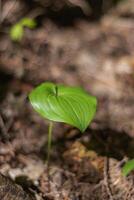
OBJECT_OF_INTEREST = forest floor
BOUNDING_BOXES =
[0,0,134,199]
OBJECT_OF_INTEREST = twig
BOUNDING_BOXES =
[0,0,2,24]
[104,157,114,200]
[91,180,104,192]
[0,113,9,140]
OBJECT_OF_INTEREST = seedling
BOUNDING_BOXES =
[122,159,134,176]
[10,17,36,41]
[29,82,97,163]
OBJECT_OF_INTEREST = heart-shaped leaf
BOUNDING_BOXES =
[29,82,97,132]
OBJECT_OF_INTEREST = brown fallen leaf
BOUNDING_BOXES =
[66,0,91,15]
[0,173,35,200]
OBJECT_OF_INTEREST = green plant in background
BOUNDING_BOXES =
[122,159,134,176]
[10,17,36,41]
[29,82,97,163]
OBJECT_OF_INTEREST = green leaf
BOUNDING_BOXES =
[122,159,134,176]
[10,23,24,41]
[29,82,97,132]
[21,18,37,29]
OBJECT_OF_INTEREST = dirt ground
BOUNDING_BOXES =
[0,0,134,199]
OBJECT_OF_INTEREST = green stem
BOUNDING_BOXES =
[47,121,53,165]
[55,85,58,97]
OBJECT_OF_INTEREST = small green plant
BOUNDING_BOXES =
[122,159,134,176]
[10,17,36,41]
[29,82,97,163]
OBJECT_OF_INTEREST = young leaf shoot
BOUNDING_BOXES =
[10,18,36,41]
[21,17,37,29]
[122,159,134,176]
[29,82,97,163]
[10,23,24,41]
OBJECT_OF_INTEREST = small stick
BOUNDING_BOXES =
[104,157,114,200]
[0,114,9,140]
[0,0,2,24]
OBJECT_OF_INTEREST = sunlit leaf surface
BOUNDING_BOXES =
[29,82,97,132]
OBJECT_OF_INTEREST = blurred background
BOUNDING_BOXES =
[0,0,134,137]
[0,1,134,198]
